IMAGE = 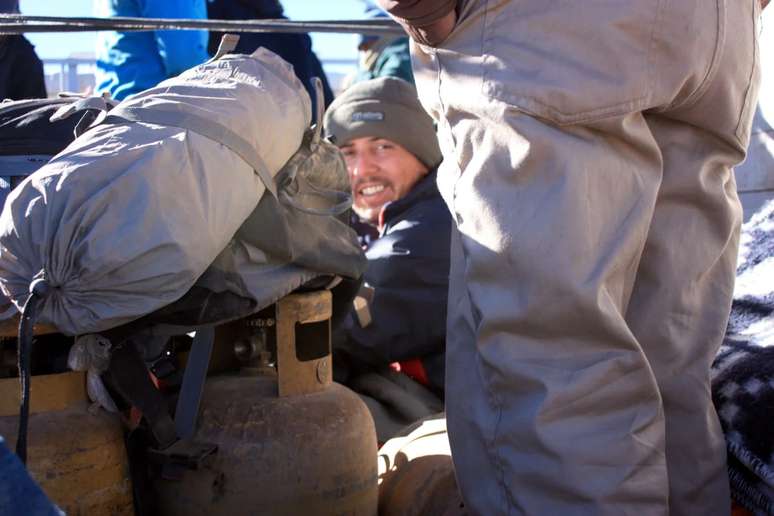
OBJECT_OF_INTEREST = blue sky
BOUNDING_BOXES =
[19,0,366,60]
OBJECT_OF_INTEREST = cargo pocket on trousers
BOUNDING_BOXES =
[480,0,660,125]
[735,0,762,144]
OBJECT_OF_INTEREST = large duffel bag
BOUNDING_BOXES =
[0,47,363,336]
[0,94,116,321]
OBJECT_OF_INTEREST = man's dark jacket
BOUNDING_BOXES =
[0,36,46,101]
[207,0,334,112]
[337,169,451,394]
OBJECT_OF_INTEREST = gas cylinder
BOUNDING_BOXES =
[155,291,379,516]
[377,414,465,516]
[0,371,133,515]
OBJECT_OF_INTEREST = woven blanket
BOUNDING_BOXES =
[713,200,774,514]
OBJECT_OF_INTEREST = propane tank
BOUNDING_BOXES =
[0,371,133,515]
[377,414,465,516]
[155,291,378,516]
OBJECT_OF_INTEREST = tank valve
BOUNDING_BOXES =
[234,330,275,376]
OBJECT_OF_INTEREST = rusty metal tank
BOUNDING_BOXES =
[0,371,133,515]
[155,291,379,516]
[377,414,465,516]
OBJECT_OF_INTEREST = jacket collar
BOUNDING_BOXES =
[379,167,440,228]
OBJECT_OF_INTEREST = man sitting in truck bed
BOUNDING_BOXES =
[325,77,450,441]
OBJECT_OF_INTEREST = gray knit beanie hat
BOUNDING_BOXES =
[324,77,442,169]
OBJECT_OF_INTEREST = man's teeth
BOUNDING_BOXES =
[361,185,385,196]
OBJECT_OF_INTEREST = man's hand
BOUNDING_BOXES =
[405,9,457,47]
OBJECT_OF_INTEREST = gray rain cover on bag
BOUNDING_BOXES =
[195,85,367,325]
[0,48,364,335]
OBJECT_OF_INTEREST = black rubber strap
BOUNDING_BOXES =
[15,278,50,464]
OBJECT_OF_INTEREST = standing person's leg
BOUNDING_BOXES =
[440,96,669,516]
[420,2,670,513]
[410,0,754,514]
[626,2,762,514]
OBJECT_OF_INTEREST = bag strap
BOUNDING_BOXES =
[279,175,352,216]
[208,33,240,62]
[276,77,352,216]
[173,327,215,440]
[106,341,178,449]
[103,106,277,197]
[48,94,114,124]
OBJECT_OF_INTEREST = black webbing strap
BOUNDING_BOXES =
[106,342,177,450]
[174,327,215,440]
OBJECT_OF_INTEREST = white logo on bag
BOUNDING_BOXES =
[181,61,263,88]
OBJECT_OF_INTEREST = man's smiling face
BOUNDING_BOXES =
[340,136,429,224]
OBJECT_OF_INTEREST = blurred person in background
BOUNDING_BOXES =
[94,0,210,100]
[207,0,333,112]
[0,0,46,100]
[351,0,413,85]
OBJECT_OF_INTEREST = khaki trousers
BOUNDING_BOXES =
[410,0,762,514]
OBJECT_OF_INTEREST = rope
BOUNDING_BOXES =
[0,14,404,36]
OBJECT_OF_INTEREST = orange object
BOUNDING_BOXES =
[731,502,753,516]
